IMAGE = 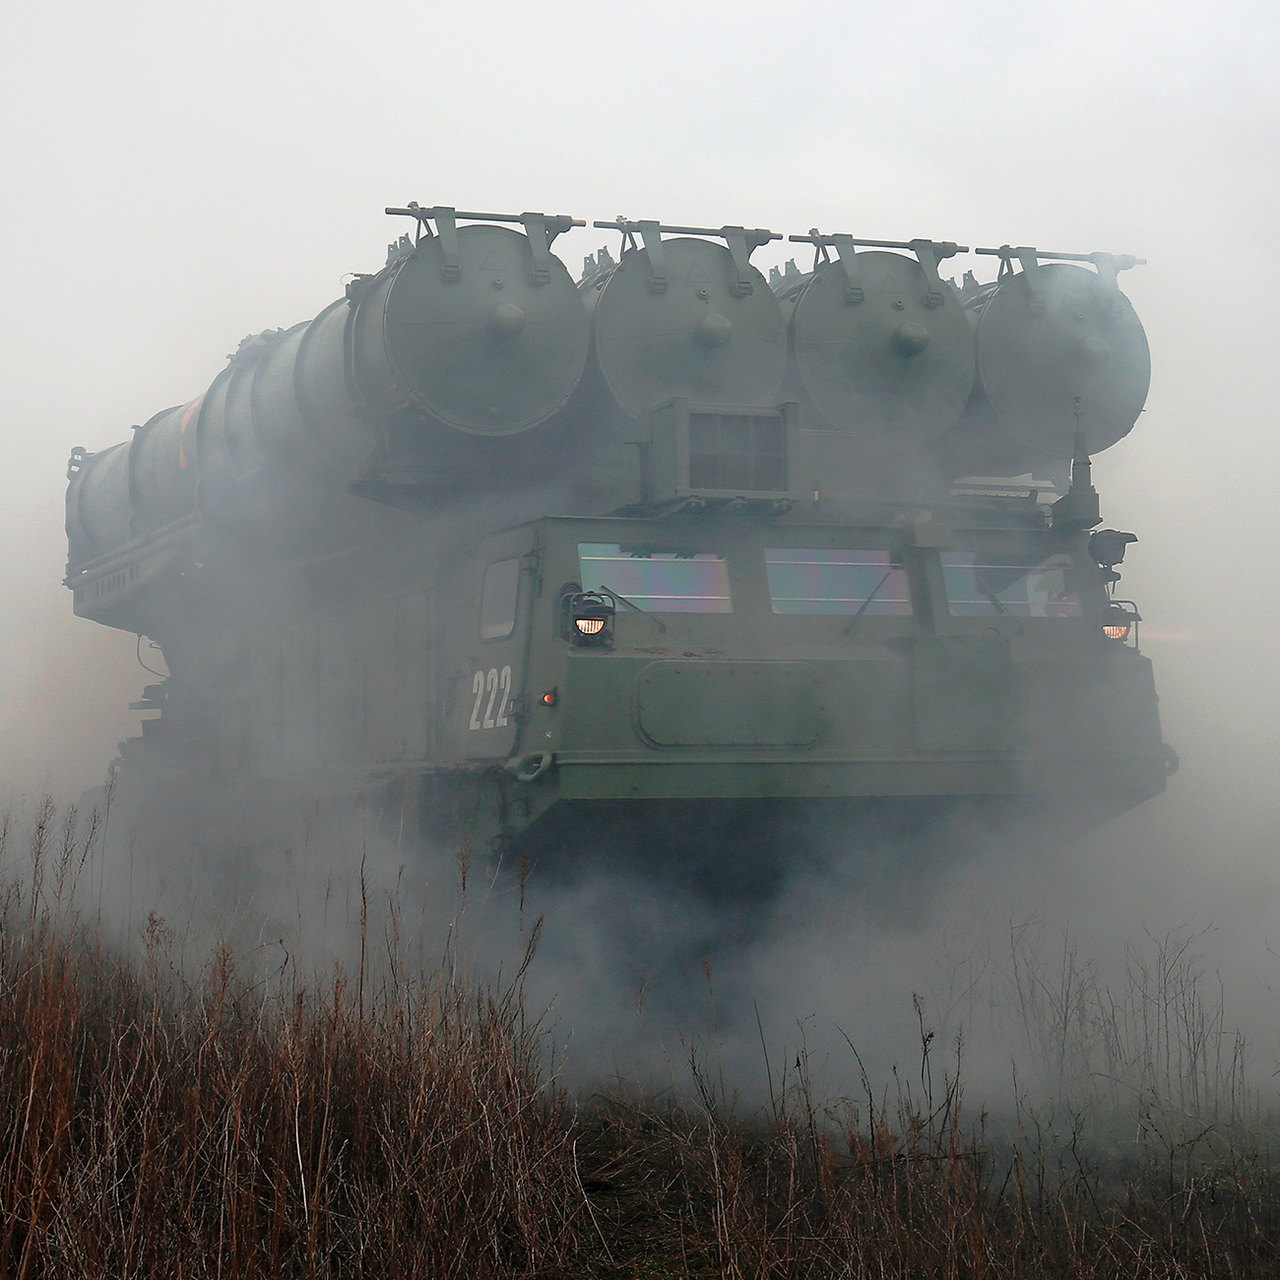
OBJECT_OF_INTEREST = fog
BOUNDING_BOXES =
[2,1,1278,1103]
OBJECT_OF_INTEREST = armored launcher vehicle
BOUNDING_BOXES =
[64,206,1175,879]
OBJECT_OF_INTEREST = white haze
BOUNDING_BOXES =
[1,0,1279,1102]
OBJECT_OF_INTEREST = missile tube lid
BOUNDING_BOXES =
[786,249,975,444]
[589,236,787,417]
[967,261,1151,460]
[356,222,590,436]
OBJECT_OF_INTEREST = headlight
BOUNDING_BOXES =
[1101,602,1140,642]
[563,591,615,645]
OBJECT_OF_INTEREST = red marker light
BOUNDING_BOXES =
[541,689,557,706]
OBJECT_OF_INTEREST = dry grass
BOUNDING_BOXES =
[571,1010,1280,1280]
[0,797,1277,1278]
[0,802,582,1279]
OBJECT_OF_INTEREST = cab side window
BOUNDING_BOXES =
[578,543,732,613]
[940,552,1081,618]
[765,548,910,615]
[479,558,521,640]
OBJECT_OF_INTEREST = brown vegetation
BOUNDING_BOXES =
[0,799,1277,1278]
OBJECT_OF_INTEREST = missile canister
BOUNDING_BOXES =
[348,221,590,435]
[66,214,591,566]
[785,248,975,444]
[964,260,1150,462]
[65,439,134,562]
[199,220,591,485]
[588,237,787,415]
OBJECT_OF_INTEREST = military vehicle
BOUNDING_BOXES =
[64,206,1175,890]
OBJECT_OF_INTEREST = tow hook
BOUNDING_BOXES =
[507,751,554,783]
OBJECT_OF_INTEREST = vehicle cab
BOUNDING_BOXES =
[445,501,1170,855]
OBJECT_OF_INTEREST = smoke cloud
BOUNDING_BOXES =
[2,0,1278,1116]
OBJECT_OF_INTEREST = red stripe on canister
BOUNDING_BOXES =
[177,396,203,470]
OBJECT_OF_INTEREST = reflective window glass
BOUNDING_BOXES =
[578,544,732,613]
[941,552,1081,617]
[765,548,911,615]
[479,557,521,640]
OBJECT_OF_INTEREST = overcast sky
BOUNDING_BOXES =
[1,0,1278,986]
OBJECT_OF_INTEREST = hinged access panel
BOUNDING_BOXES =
[454,527,540,762]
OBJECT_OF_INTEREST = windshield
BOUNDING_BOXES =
[765,548,910,615]
[578,543,732,613]
[941,552,1081,617]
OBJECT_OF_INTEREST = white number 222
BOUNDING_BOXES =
[468,666,512,731]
